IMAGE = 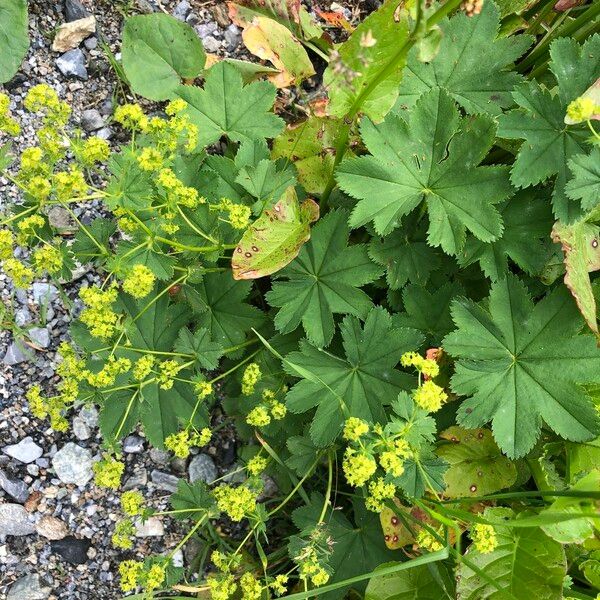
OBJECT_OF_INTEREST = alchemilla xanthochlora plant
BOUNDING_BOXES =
[2,0,600,598]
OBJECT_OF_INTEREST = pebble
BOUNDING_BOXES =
[7,574,51,600]
[202,35,221,53]
[3,437,43,464]
[150,469,179,492]
[0,503,36,535]
[135,516,164,537]
[52,443,93,487]
[3,340,28,365]
[172,0,191,20]
[149,448,170,466]
[0,469,29,503]
[65,0,90,22]
[123,468,148,491]
[72,417,91,440]
[28,327,50,349]
[189,453,217,484]
[56,49,88,80]
[50,536,91,564]
[32,283,58,304]
[35,515,68,540]
[84,36,98,50]
[123,434,144,453]
[96,126,113,140]
[224,25,241,50]
[80,108,105,131]
[52,16,97,53]
[14,307,32,327]
[79,405,99,428]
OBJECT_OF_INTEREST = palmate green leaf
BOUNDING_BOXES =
[336,89,511,253]
[551,218,600,336]
[566,147,600,212]
[323,0,410,122]
[235,158,297,209]
[394,451,447,498]
[498,35,600,221]
[72,218,115,264]
[396,1,532,116]
[113,238,176,280]
[286,435,319,477]
[292,494,396,600]
[390,392,437,450]
[284,307,423,446]
[188,273,265,349]
[436,426,517,498]
[231,187,319,280]
[106,149,153,210]
[266,209,383,348]
[177,62,284,147]
[443,274,600,458]
[170,480,215,521]
[174,327,224,370]
[458,191,554,281]
[122,13,206,101]
[0,0,28,83]
[457,507,566,600]
[392,282,463,345]
[365,562,455,600]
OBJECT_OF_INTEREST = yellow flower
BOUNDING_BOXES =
[121,490,144,516]
[416,528,444,552]
[418,358,439,378]
[93,457,125,489]
[157,359,181,390]
[343,417,369,441]
[241,363,261,395]
[26,385,48,419]
[111,518,134,549]
[227,203,251,230]
[240,573,262,600]
[145,564,166,591]
[119,560,143,592]
[566,97,598,124]
[0,229,14,260]
[208,573,238,600]
[53,167,87,201]
[26,176,52,201]
[122,264,155,298]
[79,284,120,339]
[133,354,155,380]
[20,147,45,174]
[379,451,405,477]
[214,484,257,521]
[157,167,179,190]
[246,455,267,476]
[194,379,213,399]
[270,401,287,420]
[81,137,110,165]
[33,243,63,275]
[413,380,448,412]
[165,98,188,115]
[137,147,163,171]
[270,574,288,596]
[114,103,148,131]
[365,477,396,512]
[191,427,212,447]
[165,429,192,459]
[400,351,420,367]
[3,258,34,288]
[471,523,498,554]
[0,93,20,135]
[246,405,271,427]
[342,448,377,487]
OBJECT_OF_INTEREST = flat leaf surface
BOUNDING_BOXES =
[0,0,28,83]
[566,147,600,212]
[397,2,532,115]
[177,62,284,147]
[443,274,600,458]
[365,563,454,600]
[267,209,383,347]
[174,327,224,370]
[457,508,566,600]
[284,307,423,446]
[437,426,517,498]
[122,13,206,100]
[232,187,319,280]
[337,89,511,253]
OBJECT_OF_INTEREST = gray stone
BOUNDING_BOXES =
[224,24,241,50]
[48,206,75,233]
[202,35,221,53]
[3,341,28,365]
[196,22,218,38]
[28,327,50,349]
[123,468,148,491]
[14,307,32,327]
[27,464,39,476]
[65,0,90,22]
[189,454,217,484]
[56,49,88,80]
[3,437,43,464]
[172,548,184,568]
[80,108,104,131]
[135,516,164,537]
[15,288,28,303]
[96,126,113,140]
[52,443,93,487]
[32,283,57,304]
[0,503,36,535]
[36,515,68,540]
[149,448,170,466]
[72,417,91,440]
[150,469,179,492]
[172,0,191,20]
[36,457,50,469]
[79,405,98,428]
[0,469,29,503]
[84,36,98,50]
[7,574,51,600]
[123,435,144,453]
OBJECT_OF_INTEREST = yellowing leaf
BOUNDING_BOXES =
[241,16,315,88]
[231,186,319,280]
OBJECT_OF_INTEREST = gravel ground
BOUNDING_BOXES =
[0,1,376,597]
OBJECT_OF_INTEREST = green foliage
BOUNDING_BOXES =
[122,14,206,100]
[0,0,28,83]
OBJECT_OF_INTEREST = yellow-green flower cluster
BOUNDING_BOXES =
[246,455,267,476]
[0,93,20,135]
[416,527,444,552]
[24,84,70,126]
[80,136,110,166]
[122,264,155,298]
[270,574,288,596]
[240,572,263,600]
[0,229,13,260]
[20,147,47,175]
[241,363,261,395]
[157,359,181,390]
[145,564,166,591]
[194,379,213,399]
[207,573,238,600]
[471,523,498,554]
[93,457,125,489]
[157,167,203,209]
[27,176,52,201]
[245,389,287,428]
[53,167,88,201]
[32,243,63,275]
[121,490,145,516]
[16,214,45,245]
[401,351,440,378]
[413,380,448,412]
[133,354,155,380]
[164,427,212,459]
[219,198,251,230]
[79,284,119,340]
[3,258,34,288]
[137,147,163,171]
[85,356,131,388]
[365,477,396,512]
[343,417,370,441]
[213,484,258,522]
[112,518,134,549]
[379,438,412,478]
[114,103,148,131]
[119,559,143,592]
[342,448,377,487]
[566,96,599,124]
[25,385,71,432]
[298,547,331,587]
